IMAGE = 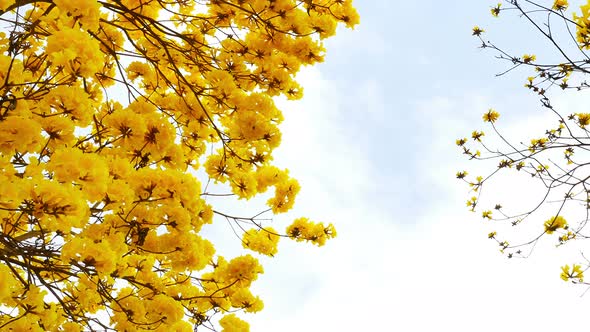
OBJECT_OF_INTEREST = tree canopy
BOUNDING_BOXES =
[459,0,590,285]
[0,0,358,330]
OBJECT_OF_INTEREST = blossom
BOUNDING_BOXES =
[46,26,103,77]
[522,54,536,63]
[53,0,100,31]
[482,109,500,123]
[491,3,501,17]
[219,314,250,332]
[553,0,568,11]
[561,264,584,282]
[577,113,590,127]
[286,217,337,246]
[472,26,485,36]
[471,130,485,141]
[242,228,280,256]
[544,216,568,234]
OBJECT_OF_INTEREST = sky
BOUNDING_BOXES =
[200,1,590,331]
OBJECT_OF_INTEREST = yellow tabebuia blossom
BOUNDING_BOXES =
[561,264,584,282]
[243,227,280,256]
[574,2,590,48]
[219,314,250,332]
[576,113,590,127]
[553,0,569,10]
[491,3,502,17]
[53,0,100,30]
[287,217,337,246]
[45,26,103,77]
[522,54,536,63]
[472,130,485,141]
[544,216,568,234]
[482,109,500,123]
[0,0,357,330]
[472,26,485,36]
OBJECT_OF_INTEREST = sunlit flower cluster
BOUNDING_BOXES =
[287,217,337,246]
[544,216,568,234]
[560,264,584,282]
[574,2,590,48]
[553,0,569,11]
[0,0,358,330]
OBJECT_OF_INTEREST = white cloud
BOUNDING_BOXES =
[245,85,590,331]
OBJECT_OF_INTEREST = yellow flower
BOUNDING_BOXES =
[53,0,100,31]
[482,109,500,123]
[544,216,568,234]
[219,314,250,332]
[482,210,492,219]
[286,217,336,246]
[560,264,584,282]
[577,113,590,127]
[45,26,103,77]
[242,228,280,256]
[466,196,477,210]
[573,264,584,282]
[229,288,264,313]
[472,26,485,36]
[267,177,300,214]
[522,54,536,63]
[529,137,548,152]
[0,0,13,11]
[553,0,568,10]
[471,131,485,141]
[491,3,501,17]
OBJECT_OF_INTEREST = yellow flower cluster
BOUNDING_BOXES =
[0,0,357,330]
[529,137,549,152]
[574,2,590,48]
[45,26,103,77]
[553,0,569,11]
[576,113,590,127]
[287,217,337,246]
[482,109,500,123]
[560,264,584,282]
[53,0,100,30]
[472,26,485,36]
[243,228,280,256]
[544,216,568,234]
[220,314,250,332]
[522,54,536,63]
[491,3,502,17]
[466,196,477,211]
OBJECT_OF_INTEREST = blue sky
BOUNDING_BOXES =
[204,1,590,330]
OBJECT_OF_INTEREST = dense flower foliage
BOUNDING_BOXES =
[0,0,356,330]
